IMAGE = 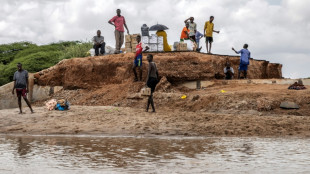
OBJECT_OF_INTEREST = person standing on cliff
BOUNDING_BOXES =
[195,30,204,52]
[92,30,105,56]
[146,54,159,113]
[12,63,34,114]
[108,9,130,54]
[184,17,197,42]
[232,44,251,79]
[204,16,220,54]
[133,35,149,82]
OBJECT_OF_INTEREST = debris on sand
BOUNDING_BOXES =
[280,102,300,109]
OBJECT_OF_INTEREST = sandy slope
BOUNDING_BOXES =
[1,105,310,137]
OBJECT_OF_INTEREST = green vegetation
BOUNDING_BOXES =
[0,41,92,86]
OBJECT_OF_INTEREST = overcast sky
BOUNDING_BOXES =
[1,0,309,78]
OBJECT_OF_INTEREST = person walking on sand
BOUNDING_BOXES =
[204,16,220,54]
[133,35,149,82]
[108,9,130,54]
[12,63,34,114]
[184,17,197,42]
[232,44,251,79]
[92,30,105,56]
[180,22,190,41]
[146,54,159,113]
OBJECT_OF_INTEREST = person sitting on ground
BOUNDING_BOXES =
[195,30,204,52]
[180,22,190,41]
[204,16,220,54]
[232,44,251,79]
[224,62,234,80]
[12,63,34,114]
[133,35,149,82]
[156,30,171,51]
[92,30,105,56]
[184,17,197,42]
[146,54,159,113]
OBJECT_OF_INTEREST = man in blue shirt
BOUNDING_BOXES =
[232,44,251,79]
[195,31,204,52]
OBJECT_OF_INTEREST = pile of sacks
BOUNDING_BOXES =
[288,80,307,90]
[45,99,70,111]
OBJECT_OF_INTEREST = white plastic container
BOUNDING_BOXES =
[141,87,151,96]
[149,35,158,44]
[158,44,164,51]
[149,43,157,52]
[158,36,164,44]
[142,36,149,44]
[90,48,95,57]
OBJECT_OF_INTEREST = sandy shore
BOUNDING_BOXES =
[1,106,310,137]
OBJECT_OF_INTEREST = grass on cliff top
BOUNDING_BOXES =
[0,41,92,86]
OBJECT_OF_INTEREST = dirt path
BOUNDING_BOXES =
[1,106,310,137]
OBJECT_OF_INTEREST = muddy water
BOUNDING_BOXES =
[0,135,309,174]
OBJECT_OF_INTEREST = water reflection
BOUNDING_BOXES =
[0,136,310,174]
[16,138,32,157]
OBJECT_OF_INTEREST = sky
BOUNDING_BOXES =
[0,0,309,78]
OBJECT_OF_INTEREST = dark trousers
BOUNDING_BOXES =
[225,71,234,80]
[189,35,196,41]
[93,42,105,56]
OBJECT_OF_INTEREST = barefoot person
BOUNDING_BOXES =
[146,54,159,112]
[92,30,105,56]
[232,44,251,79]
[195,30,204,52]
[184,17,197,41]
[204,16,220,54]
[133,35,149,81]
[12,63,34,114]
[108,9,130,54]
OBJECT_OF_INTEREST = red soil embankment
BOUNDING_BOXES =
[34,52,282,89]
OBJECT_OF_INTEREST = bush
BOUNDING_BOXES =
[0,42,36,65]
[0,41,92,86]
[59,42,92,60]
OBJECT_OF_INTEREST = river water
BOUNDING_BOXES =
[0,135,309,174]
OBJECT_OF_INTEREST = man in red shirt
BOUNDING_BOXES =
[108,9,130,54]
[133,35,149,82]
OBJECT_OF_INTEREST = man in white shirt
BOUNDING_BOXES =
[92,30,105,56]
[184,17,197,41]
[224,62,234,80]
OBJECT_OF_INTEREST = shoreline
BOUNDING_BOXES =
[1,133,309,139]
[1,106,310,138]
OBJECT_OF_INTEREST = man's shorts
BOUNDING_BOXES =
[16,88,27,97]
[134,54,143,67]
[205,37,213,43]
[239,64,248,71]
[189,35,196,42]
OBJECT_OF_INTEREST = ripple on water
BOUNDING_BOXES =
[0,136,309,174]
